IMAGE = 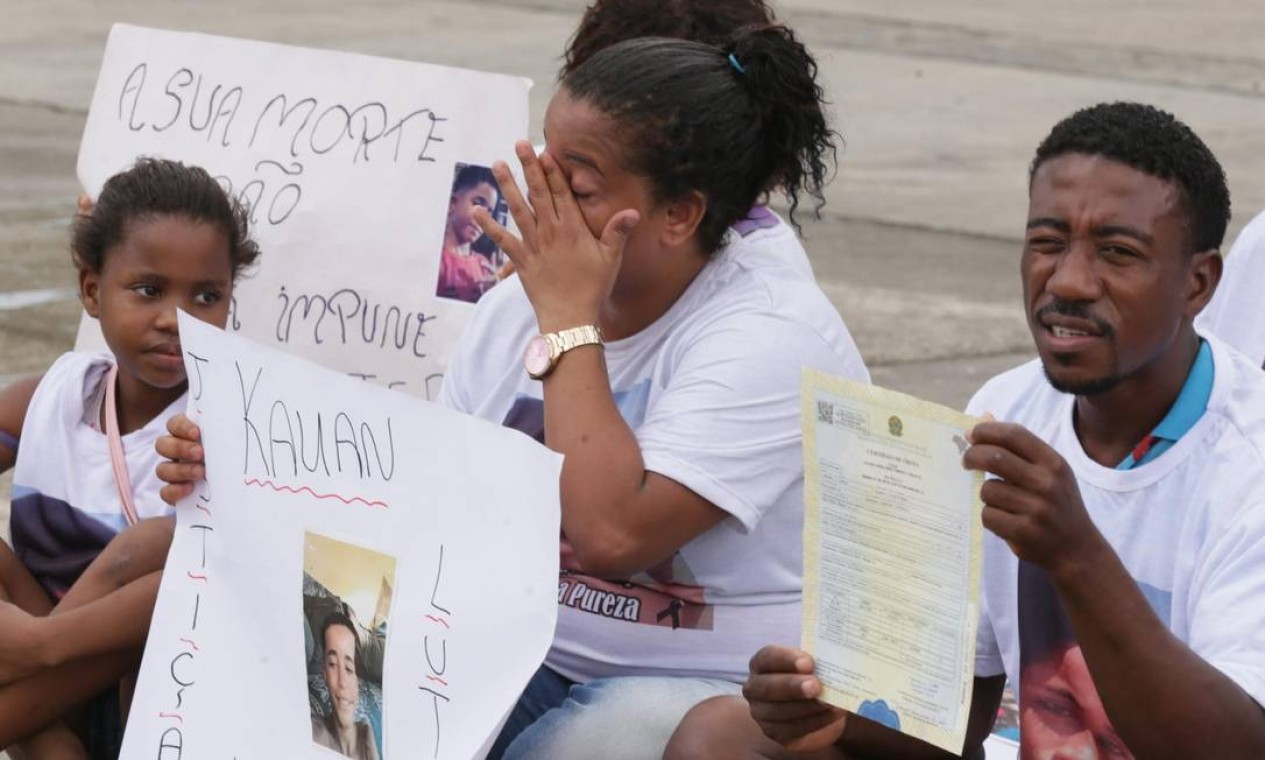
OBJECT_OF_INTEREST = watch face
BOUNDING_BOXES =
[524,336,553,377]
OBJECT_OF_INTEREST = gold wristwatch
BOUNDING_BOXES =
[523,325,603,379]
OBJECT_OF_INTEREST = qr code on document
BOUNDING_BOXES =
[816,400,835,425]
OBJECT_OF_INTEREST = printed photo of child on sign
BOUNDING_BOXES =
[435,162,509,304]
[303,532,397,759]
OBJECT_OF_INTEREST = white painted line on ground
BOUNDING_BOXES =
[0,287,77,310]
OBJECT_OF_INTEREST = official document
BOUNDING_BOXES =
[801,369,983,754]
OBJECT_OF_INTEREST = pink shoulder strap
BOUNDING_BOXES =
[104,364,141,527]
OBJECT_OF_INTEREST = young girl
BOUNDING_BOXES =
[0,157,259,758]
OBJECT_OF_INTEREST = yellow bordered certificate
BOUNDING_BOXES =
[801,368,983,754]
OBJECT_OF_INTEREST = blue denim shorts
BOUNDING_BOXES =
[489,665,741,760]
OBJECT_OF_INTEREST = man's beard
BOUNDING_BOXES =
[1034,300,1119,396]
[1042,357,1122,396]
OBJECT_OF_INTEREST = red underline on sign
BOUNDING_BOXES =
[425,615,450,629]
[159,712,183,723]
[187,572,208,582]
[180,637,200,651]
[426,675,449,687]
[243,478,389,509]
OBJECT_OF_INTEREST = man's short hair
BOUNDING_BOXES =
[1029,102,1231,254]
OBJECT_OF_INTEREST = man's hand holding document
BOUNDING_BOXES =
[799,369,983,755]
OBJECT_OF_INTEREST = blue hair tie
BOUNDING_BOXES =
[728,53,746,75]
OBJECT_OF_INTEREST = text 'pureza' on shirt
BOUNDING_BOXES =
[440,215,868,683]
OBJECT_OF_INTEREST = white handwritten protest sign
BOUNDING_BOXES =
[122,313,561,759]
[76,24,531,397]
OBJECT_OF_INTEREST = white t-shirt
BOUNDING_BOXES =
[1197,209,1265,366]
[968,336,1265,747]
[441,215,867,682]
[10,352,180,597]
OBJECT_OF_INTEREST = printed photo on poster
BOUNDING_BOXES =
[435,162,509,304]
[303,532,398,760]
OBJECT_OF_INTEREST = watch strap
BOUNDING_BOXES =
[549,324,603,356]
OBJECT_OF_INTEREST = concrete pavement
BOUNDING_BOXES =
[3,0,1263,404]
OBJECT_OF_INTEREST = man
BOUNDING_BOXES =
[311,612,380,760]
[665,102,1265,759]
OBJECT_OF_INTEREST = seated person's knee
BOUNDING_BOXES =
[101,516,175,588]
[665,695,755,760]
